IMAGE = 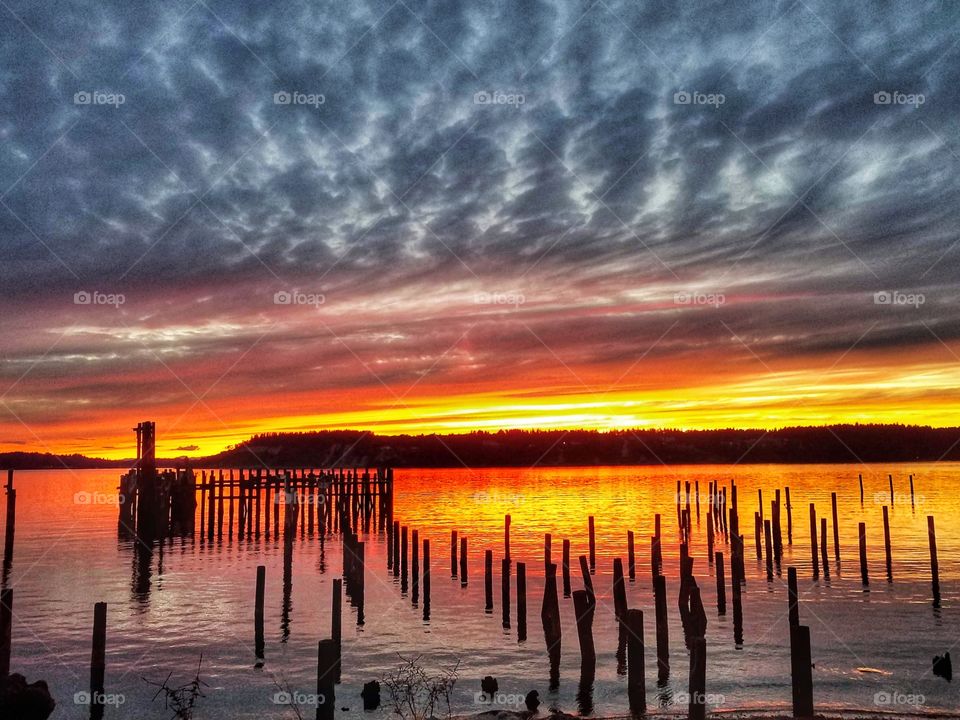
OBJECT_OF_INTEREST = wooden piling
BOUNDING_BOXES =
[332,577,342,675]
[572,590,596,661]
[316,639,337,720]
[504,514,511,561]
[460,536,468,584]
[888,474,894,506]
[588,516,596,570]
[882,506,892,581]
[809,504,819,579]
[517,561,527,641]
[653,573,669,676]
[0,589,11,678]
[764,519,773,581]
[858,522,869,586]
[820,518,829,579]
[790,623,814,717]
[545,532,552,569]
[501,558,510,627]
[2,471,13,566]
[401,526,409,591]
[785,486,793,544]
[928,516,940,606]
[579,554,594,599]
[831,492,840,563]
[90,602,107,718]
[485,549,493,612]
[858,473,864,504]
[423,539,431,619]
[450,530,457,577]
[562,538,572,597]
[392,521,400,577]
[909,474,915,507]
[412,529,420,603]
[255,565,265,662]
[754,512,762,560]
[613,558,628,619]
[541,563,562,674]
[627,531,636,580]
[787,566,799,627]
[624,608,646,714]
[715,552,726,615]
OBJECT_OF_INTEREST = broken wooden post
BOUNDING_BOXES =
[544,532,552,569]
[562,538,572,597]
[858,473,864,504]
[858,522,869,586]
[541,562,562,688]
[754,512,762,560]
[612,558,627,619]
[790,623,814,718]
[820,518,829,579]
[627,530,636,580]
[502,558,510,628]
[316,639,337,720]
[392,521,400,578]
[809,504,819,579]
[928,516,941,607]
[687,586,707,720]
[422,539,431,620]
[401,525,409,592]
[484,549,493,612]
[764,519,773,581]
[504,514,511,561]
[624,608,646,714]
[787,567,799,627]
[412,529,420,603]
[654,573,669,678]
[90,602,107,719]
[572,590,596,662]
[882,506,892,582]
[460,536,468,585]
[517,561,527,642]
[831,492,840,563]
[450,530,457,577]
[255,565,265,663]
[0,589,11,678]
[578,554,594,599]
[588,516,596,570]
[715,552,726,615]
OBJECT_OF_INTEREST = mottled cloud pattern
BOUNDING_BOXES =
[1,0,959,455]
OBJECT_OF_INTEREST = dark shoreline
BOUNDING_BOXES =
[3,423,960,469]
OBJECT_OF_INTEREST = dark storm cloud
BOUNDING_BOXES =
[1,0,959,378]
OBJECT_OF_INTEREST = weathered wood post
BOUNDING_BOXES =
[90,602,107,719]
[578,555,594,599]
[715,552,726,615]
[562,539,572,597]
[484,549,494,612]
[332,578,342,682]
[504,514,511,561]
[820,518,829,579]
[392,521,400,578]
[772,491,782,560]
[790,623,814,717]
[3,470,15,566]
[541,563,562,689]
[412,529,420,603]
[517,561,527,642]
[423,539,431,620]
[627,531,636,580]
[654,574,669,677]
[858,522,869,586]
[882,506,892,581]
[928,516,940,606]
[785,486,793,544]
[624,608,646,714]
[0,589,11,678]
[909,474,915,507]
[450,530,457,577]
[809,504,819,579]
[588,516,596,570]
[754,512,762,560]
[831,492,840,563]
[255,565,265,663]
[687,586,707,720]
[572,590,596,662]
[858,473,864,504]
[501,558,510,628]
[888,474,895,507]
[401,526,409,592]
[317,639,337,720]
[764,519,773,581]
[787,567,799,627]
[460,536,468,585]
[612,558,627,619]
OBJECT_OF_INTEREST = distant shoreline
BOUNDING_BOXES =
[3,423,960,469]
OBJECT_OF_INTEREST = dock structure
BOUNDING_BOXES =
[117,422,395,543]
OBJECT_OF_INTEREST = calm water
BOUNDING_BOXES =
[3,464,959,718]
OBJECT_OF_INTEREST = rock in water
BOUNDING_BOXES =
[0,674,56,720]
[525,690,541,712]
[480,675,498,699]
[933,652,952,682]
[361,680,381,710]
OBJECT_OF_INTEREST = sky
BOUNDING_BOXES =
[1,0,960,458]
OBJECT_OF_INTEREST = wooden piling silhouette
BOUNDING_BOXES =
[411,530,420,603]
[484,549,493,612]
[882,507,892,581]
[859,473,864,504]
[764,519,773,581]
[578,554,594,600]
[255,565,265,663]
[517,561,527,641]
[572,589,596,662]
[316,639,337,720]
[0,589,11,678]
[831,492,840,563]
[786,566,814,717]
[401,526,409,592]
[928,516,940,607]
[809,504,819,579]
[754,512,762,560]
[624,608,646,714]
[588,516,596,570]
[787,567,799,627]
[909,475,915,507]
[612,558,627,619]
[687,585,708,720]
[888,474,895,506]
[653,573,669,678]
[460,537,468,585]
[332,578,342,682]
[715,552,726,615]
[562,539,572,597]
[450,530,457,577]
[544,532,552,569]
[423,539,431,621]
[3,470,14,567]
[504,515,511,561]
[90,602,107,720]
[541,563,562,689]
[820,518,829,579]
[785,486,793,544]
[858,522,869,586]
[627,530,636,580]
[501,558,510,628]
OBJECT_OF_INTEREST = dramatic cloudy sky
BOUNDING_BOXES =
[1,0,959,456]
